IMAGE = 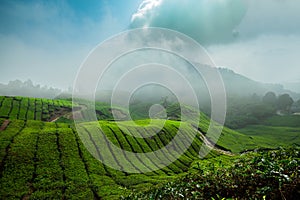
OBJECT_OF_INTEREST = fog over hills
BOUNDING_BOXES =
[0,79,61,99]
[281,82,300,94]
[219,68,300,100]
[1,67,299,102]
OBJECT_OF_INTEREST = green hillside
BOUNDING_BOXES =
[0,96,74,121]
[0,119,192,199]
[0,96,299,199]
[0,96,215,199]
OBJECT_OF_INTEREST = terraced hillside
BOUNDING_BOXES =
[1,96,298,199]
[0,96,218,199]
[0,117,221,199]
[0,96,74,121]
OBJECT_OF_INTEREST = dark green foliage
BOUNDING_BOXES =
[224,92,298,129]
[225,95,277,129]
[277,94,294,113]
[263,91,277,106]
[126,147,300,199]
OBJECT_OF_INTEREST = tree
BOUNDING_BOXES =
[251,93,260,102]
[277,94,294,113]
[161,96,169,108]
[24,79,34,88]
[263,91,277,106]
[291,99,300,113]
[8,79,22,88]
[296,99,300,106]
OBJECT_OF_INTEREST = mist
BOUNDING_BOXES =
[131,0,247,45]
[130,0,300,84]
[0,79,61,99]
[0,0,300,98]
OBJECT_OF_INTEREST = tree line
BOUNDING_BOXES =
[0,79,61,99]
[225,92,299,129]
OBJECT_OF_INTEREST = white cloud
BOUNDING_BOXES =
[131,0,162,22]
[130,0,300,83]
[130,0,247,45]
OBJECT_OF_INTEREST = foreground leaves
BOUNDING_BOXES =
[125,147,300,199]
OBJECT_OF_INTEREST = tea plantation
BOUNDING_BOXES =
[0,96,299,199]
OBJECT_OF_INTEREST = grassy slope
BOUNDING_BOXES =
[197,113,257,153]
[1,96,299,199]
[238,125,300,149]
[197,111,300,153]
[261,115,300,127]
[236,115,300,150]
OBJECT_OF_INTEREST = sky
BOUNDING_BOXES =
[0,0,299,90]
[0,0,143,89]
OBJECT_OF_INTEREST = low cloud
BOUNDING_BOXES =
[130,0,300,83]
[238,0,300,39]
[208,34,300,83]
[130,0,247,45]
[131,0,300,44]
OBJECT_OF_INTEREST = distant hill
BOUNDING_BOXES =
[2,68,299,102]
[219,68,300,100]
[0,79,61,99]
[89,67,300,109]
[282,81,300,94]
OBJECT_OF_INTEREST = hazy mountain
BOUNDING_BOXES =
[281,82,300,94]
[0,79,61,99]
[2,68,299,102]
[219,68,300,101]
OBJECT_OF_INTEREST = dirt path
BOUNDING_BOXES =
[48,108,71,122]
[49,105,87,122]
[50,116,61,122]
[193,127,235,156]
[68,105,87,120]
[0,120,10,131]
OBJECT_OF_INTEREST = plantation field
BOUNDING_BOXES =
[0,117,225,199]
[0,119,192,199]
[0,95,299,199]
[0,96,75,121]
